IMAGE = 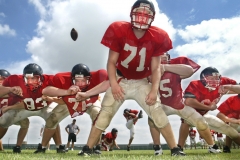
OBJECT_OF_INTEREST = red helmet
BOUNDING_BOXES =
[130,0,155,30]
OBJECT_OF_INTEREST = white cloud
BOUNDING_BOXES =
[0,24,16,36]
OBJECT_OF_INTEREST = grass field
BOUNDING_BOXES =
[0,149,240,160]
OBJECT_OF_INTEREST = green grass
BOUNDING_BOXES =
[0,149,240,160]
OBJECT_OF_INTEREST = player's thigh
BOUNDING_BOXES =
[86,101,101,122]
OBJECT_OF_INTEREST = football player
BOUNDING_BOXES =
[148,53,219,155]
[34,63,109,154]
[0,64,66,153]
[216,94,240,152]
[123,108,143,151]
[0,69,11,151]
[101,128,120,151]
[215,132,224,149]
[178,67,240,153]
[79,0,185,156]
[189,127,197,149]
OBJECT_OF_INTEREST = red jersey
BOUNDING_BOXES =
[218,95,240,119]
[123,109,138,124]
[49,70,108,117]
[184,77,236,115]
[189,129,197,138]
[215,132,223,138]
[2,75,52,111]
[159,57,200,109]
[101,21,172,79]
[0,97,8,117]
[104,132,117,144]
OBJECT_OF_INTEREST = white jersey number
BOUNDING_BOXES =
[68,98,92,111]
[121,44,146,72]
[23,98,48,110]
[0,99,8,107]
[159,79,172,98]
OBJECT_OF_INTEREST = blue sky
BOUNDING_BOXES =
[1,0,240,147]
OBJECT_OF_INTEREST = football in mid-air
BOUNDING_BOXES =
[70,28,78,41]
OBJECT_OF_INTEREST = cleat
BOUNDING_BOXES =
[223,146,231,153]
[78,145,92,156]
[57,145,66,153]
[153,145,163,155]
[34,143,46,153]
[13,146,21,153]
[138,110,143,119]
[127,145,130,151]
[208,144,221,153]
[177,144,184,151]
[93,144,101,154]
[65,148,69,152]
[171,147,186,156]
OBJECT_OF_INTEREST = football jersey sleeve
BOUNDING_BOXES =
[220,77,237,85]
[218,97,232,115]
[171,57,201,72]
[185,81,201,100]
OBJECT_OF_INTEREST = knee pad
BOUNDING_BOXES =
[150,105,169,128]
[90,106,101,122]
[148,117,156,128]
[195,118,208,131]
[45,112,59,129]
[18,118,30,128]
[95,90,120,131]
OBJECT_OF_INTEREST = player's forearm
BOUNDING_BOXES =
[0,86,12,97]
[185,98,210,110]
[151,57,161,93]
[223,85,240,93]
[42,86,69,97]
[85,80,110,97]
[216,112,232,123]
[164,64,194,79]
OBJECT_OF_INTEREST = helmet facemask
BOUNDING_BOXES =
[160,52,170,64]
[72,74,91,92]
[130,3,154,30]
[24,74,42,91]
[202,73,220,90]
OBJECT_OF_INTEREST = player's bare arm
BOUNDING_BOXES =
[145,56,160,106]
[2,101,25,113]
[185,98,217,111]
[163,64,194,79]
[41,95,65,104]
[107,49,125,102]
[42,85,79,97]
[219,84,240,94]
[217,112,240,124]
[75,80,110,101]
[0,86,23,97]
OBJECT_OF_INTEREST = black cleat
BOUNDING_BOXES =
[138,110,143,119]
[93,144,101,154]
[78,145,92,156]
[171,147,186,156]
[223,146,231,153]
[177,144,184,151]
[153,145,163,155]
[57,145,66,153]
[34,143,46,153]
[13,146,21,153]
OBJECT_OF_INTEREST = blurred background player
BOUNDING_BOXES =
[123,108,143,151]
[101,128,120,151]
[65,119,80,151]
[189,127,196,149]
[215,132,224,149]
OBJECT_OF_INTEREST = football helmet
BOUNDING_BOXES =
[161,52,170,64]
[23,63,43,91]
[111,128,118,134]
[130,0,155,30]
[200,67,221,90]
[123,108,131,114]
[71,63,91,91]
[0,69,11,85]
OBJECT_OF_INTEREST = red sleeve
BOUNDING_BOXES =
[220,77,237,85]
[171,57,201,73]
[49,72,71,89]
[185,81,201,100]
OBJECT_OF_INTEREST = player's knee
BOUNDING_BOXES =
[95,107,114,131]
[148,117,156,128]
[151,106,169,128]
[91,106,100,122]
[195,118,208,131]
[19,118,29,128]
[225,127,239,139]
[45,113,58,129]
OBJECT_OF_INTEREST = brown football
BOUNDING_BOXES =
[70,28,78,41]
